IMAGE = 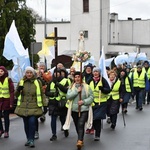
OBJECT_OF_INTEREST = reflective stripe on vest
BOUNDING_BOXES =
[125,77,131,92]
[58,78,67,98]
[109,79,121,100]
[89,80,108,103]
[17,79,43,107]
[133,71,145,88]
[49,82,60,101]
[0,77,10,98]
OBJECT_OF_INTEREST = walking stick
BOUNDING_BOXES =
[78,61,82,117]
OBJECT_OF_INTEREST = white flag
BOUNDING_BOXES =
[99,47,110,86]
[3,20,26,60]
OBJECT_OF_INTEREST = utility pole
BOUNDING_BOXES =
[44,0,47,37]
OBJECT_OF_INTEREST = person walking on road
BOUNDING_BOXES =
[131,65,149,111]
[45,68,69,141]
[66,71,94,149]
[119,69,133,114]
[15,66,47,148]
[107,70,123,130]
[89,67,111,141]
[0,66,14,138]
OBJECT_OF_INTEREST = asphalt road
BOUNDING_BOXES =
[1,101,150,150]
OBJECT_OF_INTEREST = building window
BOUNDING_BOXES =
[83,0,89,13]
[84,31,88,38]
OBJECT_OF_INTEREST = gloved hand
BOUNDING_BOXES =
[17,86,24,92]
[99,86,103,90]
[53,78,57,84]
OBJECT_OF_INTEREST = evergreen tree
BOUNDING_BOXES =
[0,0,39,69]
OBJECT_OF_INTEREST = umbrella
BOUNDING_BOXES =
[135,53,147,63]
[114,55,129,66]
[105,57,115,67]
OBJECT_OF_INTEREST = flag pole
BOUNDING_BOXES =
[17,58,22,81]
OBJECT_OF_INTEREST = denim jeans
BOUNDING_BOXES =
[51,115,57,135]
[22,116,36,141]
[0,110,10,132]
[134,89,144,108]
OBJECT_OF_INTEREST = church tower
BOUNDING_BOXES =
[70,0,110,62]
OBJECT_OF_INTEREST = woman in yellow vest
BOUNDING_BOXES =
[89,67,111,141]
[45,68,69,141]
[0,66,14,138]
[143,61,150,104]
[107,70,123,130]
[15,66,47,148]
[119,69,133,113]
[131,65,149,110]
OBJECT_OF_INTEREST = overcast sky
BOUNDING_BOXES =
[26,0,150,21]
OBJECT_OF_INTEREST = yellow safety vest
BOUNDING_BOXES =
[133,71,145,88]
[17,79,43,107]
[89,80,108,103]
[109,79,121,100]
[0,77,10,98]
[49,82,61,101]
[58,78,68,98]
[144,68,150,80]
[125,77,131,92]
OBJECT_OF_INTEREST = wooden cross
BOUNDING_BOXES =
[45,27,67,74]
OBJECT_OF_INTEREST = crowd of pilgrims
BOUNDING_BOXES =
[0,60,150,149]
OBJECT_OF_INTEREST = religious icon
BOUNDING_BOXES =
[78,30,85,52]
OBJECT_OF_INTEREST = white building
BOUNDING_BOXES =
[35,0,110,66]
[34,0,150,67]
[107,13,150,58]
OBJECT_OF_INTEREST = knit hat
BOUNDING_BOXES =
[143,60,149,65]
[137,65,142,69]
[39,62,45,66]
[25,66,35,75]
[93,67,101,73]
[85,63,93,69]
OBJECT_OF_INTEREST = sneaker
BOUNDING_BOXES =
[147,102,149,105]
[64,130,69,137]
[0,130,4,137]
[111,124,116,130]
[85,129,90,134]
[25,140,30,146]
[94,136,100,141]
[106,118,111,124]
[76,140,83,149]
[40,115,46,122]
[90,129,94,135]
[50,135,57,141]
[34,131,39,139]
[29,140,35,148]
[139,107,143,111]
[4,132,9,138]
